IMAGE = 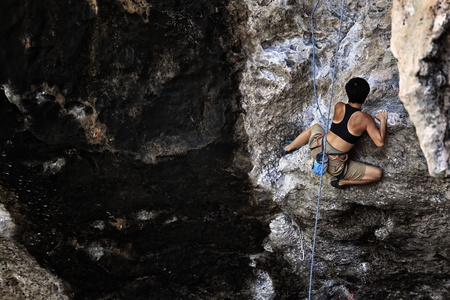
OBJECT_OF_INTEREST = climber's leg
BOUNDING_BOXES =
[284,124,322,152]
[338,164,382,186]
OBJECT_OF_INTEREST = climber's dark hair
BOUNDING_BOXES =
[345,77,370,104]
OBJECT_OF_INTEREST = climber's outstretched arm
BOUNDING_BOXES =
[365,110,387,147]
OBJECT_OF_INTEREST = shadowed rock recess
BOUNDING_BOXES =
[0,0,448,299]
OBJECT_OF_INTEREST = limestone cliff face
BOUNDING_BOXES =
[0,1,265,299]
[238,0,449,299]
[391,0,450,178]
[0,0,448,299]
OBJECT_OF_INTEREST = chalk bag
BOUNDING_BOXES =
[312,152,328,175]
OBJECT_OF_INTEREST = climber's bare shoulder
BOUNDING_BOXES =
[348,110,370,134]
[359,112,379,130]
[332,102,345,122]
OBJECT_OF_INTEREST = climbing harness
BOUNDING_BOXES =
[348,290,355,300]
[309,135,328,175]
[307,1,347,299]
[309,135,349,178]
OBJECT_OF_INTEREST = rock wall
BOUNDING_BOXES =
[0,0,269,299]
[0,192,69,299]
[0,0,448,299]
[237,0,449,299]
[391,0,450,178]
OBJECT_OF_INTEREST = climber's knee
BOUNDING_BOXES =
[310,123,321,130]
[362,165,382,182]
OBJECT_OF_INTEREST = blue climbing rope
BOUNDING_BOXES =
[308,1,346,299]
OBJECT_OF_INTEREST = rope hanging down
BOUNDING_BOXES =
[308,1,346,299]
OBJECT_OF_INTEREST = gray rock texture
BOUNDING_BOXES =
[0,189,69,299]
[0,0,448,299]
[238,0,449,298]
[0,237,69,300]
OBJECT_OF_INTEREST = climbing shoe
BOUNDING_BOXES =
[281,141,293,156]
[331,180,346,189]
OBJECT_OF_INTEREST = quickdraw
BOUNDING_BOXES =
[300,230,305,261]
[328,153,348,162]
[300,5,314,19]
[312,134,323,148]
[348,290,354,300]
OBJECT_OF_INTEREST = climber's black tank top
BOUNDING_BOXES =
[330,104,362,144]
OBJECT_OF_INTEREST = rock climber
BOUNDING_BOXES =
[283,77,388,189]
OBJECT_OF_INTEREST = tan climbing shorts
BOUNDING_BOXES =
[309,125,366,181]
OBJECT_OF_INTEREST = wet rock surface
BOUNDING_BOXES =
[0,0,448,299]
[0,0,272,299]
